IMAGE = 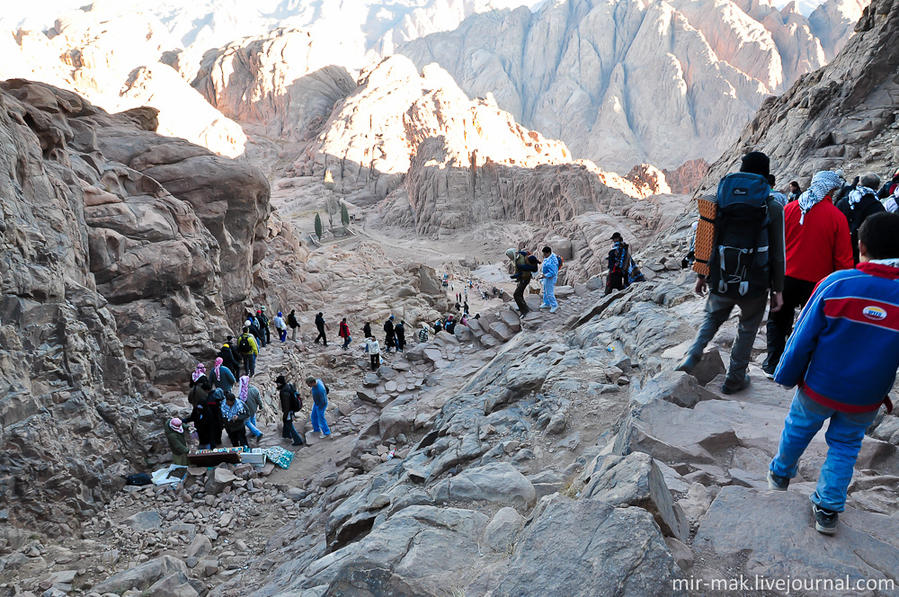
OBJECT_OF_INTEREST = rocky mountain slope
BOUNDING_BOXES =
[0,79,267,532]
[399,0,867,171]
[704,0,898,188]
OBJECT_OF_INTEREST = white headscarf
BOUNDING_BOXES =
[847,186,877,209]
[798,171,842,224]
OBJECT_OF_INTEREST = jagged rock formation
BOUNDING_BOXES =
[0,80,268,532]
[399,0,867,171]
[704,0,898,189]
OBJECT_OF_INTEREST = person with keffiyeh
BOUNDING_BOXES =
[836,173,885,264]
[763,170,854,376]
[210,356,236,394]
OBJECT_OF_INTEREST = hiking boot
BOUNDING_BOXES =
[539,304,550,310]
[763,367,776,380]
[549,306,558,313]
[291,441,304,447]
[722,373,751,394]
[675,353,700,373]
[766,470,789,491]
[812,504,838,535]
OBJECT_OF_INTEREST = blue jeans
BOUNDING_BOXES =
[769,389,878,512]
[245,415,262,438]
[311,401,331,435]
[542,276,557,308]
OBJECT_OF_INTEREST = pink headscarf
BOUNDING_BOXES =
[238,376,250,401]
[213,357,223,381]
[169,418,183,433]
[191,363,206,383]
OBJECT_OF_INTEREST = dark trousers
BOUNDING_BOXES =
[764,276,817,371]
[605,271,625,295]
[513,278,530,314]
[370,354,380,370]
[342,336,351,349]
[226,426,248,448]
[314,327,327,345]
[282,413,304,444]
[687,291,768,381]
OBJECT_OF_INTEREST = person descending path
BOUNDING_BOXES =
[273,311,288,343]
[288,309,300,341]
[506,248,538,316]
[165,417,189,466]
[395,320,406,352]
[384,315,397,353]
[365,336,381,370]
[314,312,328,346]
[221,392,249,448]
[210,356,236,394]
[339,317,352,350]
[677,151,786,394]
[605,233,645,294]
[237,327,259,376]
[540,245,560,313]
[238,375,264,444]
[763,170,853,376]
[836,173,885,265]
[276,375,304,446]
[218,337,241,377]
[306,377,331,439]
[362,322,372,340]
[767,212,899,535]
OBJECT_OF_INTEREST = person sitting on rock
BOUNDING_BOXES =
[273,311,288,343]
[339,317,352,350]
[365,336,381,370]
[836,173,885,264]
[276,375,304,446]
[220,391,249,448]
[314,312,328,346]
[418,323,429,344]
[287,309,300,341]
[210,356,236,394]
[767,212,899,535]
[306,377,331,439]
[237,327,259,377]
[218,337,241,377]
[506,248,538,316]
[539,245,560,313]
[395,320,406,352]
[605,232,645,295]
[444,315,456,334]
[165,417,190,466]
[238,375,264,444]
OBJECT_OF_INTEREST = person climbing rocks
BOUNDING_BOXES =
[763,170,853,377]
[164,417,189,466]
[506,248,538,316]
[306,377,331,439]
[221,391,249,448]
[276,375,304,446]
[238,375,263,444]
[605,233,645,294]
[257,307,271,346]
[788,180,801,202]
[273,311,288,343]
[540,245,560,313]
[218,337,241,377]
[287,309,300,341]
[364,336,381,370]
[384,315,396,352]
[767,211,899,535]
[339,317,352,350]
[210,356,236,394]
[418,323,429,344]
[314,312,328,346]
[362,321,372,339]
[237,327,259,377]
[836,173,885,264]
[677,151,786,394]
[395,320,406,352]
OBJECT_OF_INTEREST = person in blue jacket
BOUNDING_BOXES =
[767,212,899,535]
[306,376,332,438]
[540,246,560,313]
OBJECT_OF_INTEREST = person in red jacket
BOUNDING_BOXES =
[763,171,854,376]
[338,317,352,350]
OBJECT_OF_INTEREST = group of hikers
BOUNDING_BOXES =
[217,307,302,377]
[676,151,899,535]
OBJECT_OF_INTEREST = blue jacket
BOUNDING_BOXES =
[311,379,328,407]
[542,254,559,280]
[775,262,899,412]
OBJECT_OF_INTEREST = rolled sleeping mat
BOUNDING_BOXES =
[692,198,717,277]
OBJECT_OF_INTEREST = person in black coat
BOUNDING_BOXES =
[287,309,300,341]
[218,337,241,377]
[383,316,396,352]
[314,312,327,346]
[395,321,406,352]
[362,322,372,339]
[836,173,886,264]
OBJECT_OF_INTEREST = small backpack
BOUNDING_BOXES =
[556,254,564,269]
[238,335,252,354]
[708,173,771,298]
[282,383,302,412]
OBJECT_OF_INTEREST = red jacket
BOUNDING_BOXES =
[784,196,853,283]
[338,322,350,338]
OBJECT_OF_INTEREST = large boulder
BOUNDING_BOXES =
[92,555,189,594]
[430,462,536,511]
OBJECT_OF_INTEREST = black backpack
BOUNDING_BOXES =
[708,173,771,298]
[282,383,302,412]
[238,335,252,354]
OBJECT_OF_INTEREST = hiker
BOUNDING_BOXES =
[506,248,539,315]
[877,168,899,198]
[314,312,328,346]
[218,337,241,377]
[788,180,801,202]
[184,378,223,449]
[463,301,469,315]
[246,313,263,349]
[188,364,211,406]
[210,356,236,394]
[276,375,304,446]
[384,315,396,352]
[763,170,853,376]
[677,151,786,394]
[605,233,645,295]
[418,323,429,343]
[257,308,271,346]
[362,322,372,339]
[767,212,899,535]
[206,387,226,448]
[540,246,560,313]
[221,392,249,448]
[306,377,331,438]
[364,336,381,370]
[836,173,885,264]
[287,309,300,341]
[768,175,788,206]
[339,317,352,350]
[433,319,443,334]
[445,315,456,334]
[165,417,189,466]
[395,320,406,352]
[237,327,259,376]
[273,311,288,343]
[238,375,263,444]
